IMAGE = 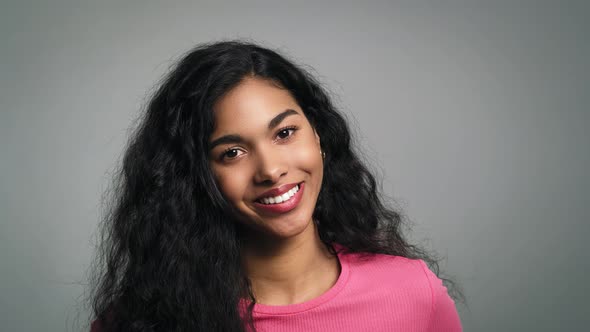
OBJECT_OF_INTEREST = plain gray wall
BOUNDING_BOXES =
[1,1,588,331]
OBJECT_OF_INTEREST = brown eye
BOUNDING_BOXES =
[276,127,297,140]
[222,148,243,160]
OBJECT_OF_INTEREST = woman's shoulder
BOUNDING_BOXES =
[89,306,116,332]
[341,250,430,280]
[333,244,449,297]
[339,250,444,302]
[90,318,106,332]
[339,250,461,330]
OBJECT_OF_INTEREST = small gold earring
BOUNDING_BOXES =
[321,150,326,160]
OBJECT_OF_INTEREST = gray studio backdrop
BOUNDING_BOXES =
[1,1,588,331]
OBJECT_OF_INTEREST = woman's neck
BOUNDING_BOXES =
[240,221,340,305]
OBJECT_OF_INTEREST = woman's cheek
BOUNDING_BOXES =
[292,140,322,171]
[214,169,244,203]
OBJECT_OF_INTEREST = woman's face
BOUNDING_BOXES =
[209,77,323,240]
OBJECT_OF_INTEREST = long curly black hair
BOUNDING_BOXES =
[88,40,460,331]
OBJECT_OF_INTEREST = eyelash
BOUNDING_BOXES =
[275,125,298,141]
[220,125,299,161]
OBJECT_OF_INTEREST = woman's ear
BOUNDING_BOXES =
[313,128,321,147]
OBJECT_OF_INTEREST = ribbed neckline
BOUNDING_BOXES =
[240,244,350,315]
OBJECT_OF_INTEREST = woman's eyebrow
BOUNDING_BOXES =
[209,109,300,150]
[209,134,243,150]
[268,109,299,130]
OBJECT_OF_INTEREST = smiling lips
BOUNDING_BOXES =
[253,182,304,214]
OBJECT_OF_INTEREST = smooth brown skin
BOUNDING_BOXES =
[209,77,340,305]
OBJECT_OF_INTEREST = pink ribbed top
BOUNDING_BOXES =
[239,248,462,332]
[90,248,462,332]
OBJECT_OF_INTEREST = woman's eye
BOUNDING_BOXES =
[277,127,296,140]
[222,148,243,160]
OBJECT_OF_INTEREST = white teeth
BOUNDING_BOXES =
[258,185,300,205]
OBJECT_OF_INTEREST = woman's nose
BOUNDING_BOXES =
[253,149,287,184]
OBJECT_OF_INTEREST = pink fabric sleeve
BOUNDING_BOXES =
[90,319,102,332]
[419,260,463,332]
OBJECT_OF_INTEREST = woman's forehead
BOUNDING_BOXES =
[211,78,303,134]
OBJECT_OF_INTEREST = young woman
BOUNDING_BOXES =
[89,41,462,331]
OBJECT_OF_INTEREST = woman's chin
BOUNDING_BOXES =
[241,217,315,242]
